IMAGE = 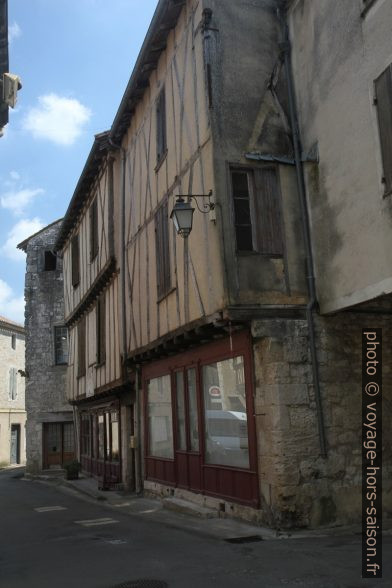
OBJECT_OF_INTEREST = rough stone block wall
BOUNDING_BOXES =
[252,310,391,529]
[23,221,73,474]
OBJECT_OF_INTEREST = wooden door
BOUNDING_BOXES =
[44,422,75,468]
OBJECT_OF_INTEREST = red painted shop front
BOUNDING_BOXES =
[142,330,259,506]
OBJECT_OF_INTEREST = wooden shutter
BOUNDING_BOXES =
[71,235,80,287]
[155,202,171,298]
[77,317,86,377]
[253,168,284,256]
[9,368,16,400]
[156,88,167,163]
[375,66,392,194]
[89,199,99,261]
[96,294,106,364]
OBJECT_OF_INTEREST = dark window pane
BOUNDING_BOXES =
[44,251,57,271]
[71,235,80,287]
[235,226,253,251]
[232,172,249,198]
[234,198,252,225]
[55,326,68,365]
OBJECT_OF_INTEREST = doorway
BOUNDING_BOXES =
[43,422,75,469]
[10,424,20,464]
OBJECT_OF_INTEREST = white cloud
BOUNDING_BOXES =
[1,187,44,216]
[10,171,20,181]
[0,279,24,324]
[22,93,92,146]
[0,217,44,261]
[9,22,21,44]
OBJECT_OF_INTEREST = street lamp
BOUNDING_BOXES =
[170,190,214,238]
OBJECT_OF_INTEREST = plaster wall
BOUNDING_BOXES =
[289,0,392,313]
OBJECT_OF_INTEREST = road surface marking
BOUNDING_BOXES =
[74,517,119,527]
[34,506,67,512]
[112,502,131,507]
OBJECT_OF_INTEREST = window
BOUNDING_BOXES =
[11,334,16,350]
[231,167,284,256]
[71,234,80,287]
[77,317,86,377]
[203,356,249,469]
[147,374,174,458]
[89,198,99,261]
[375,65,392,195]
[54,326,68,365]
[8,368,17,400]
[44,250,57,271]
[156,87,167,164]
[98,414,104,459]
[155,201,171,298]
[110,412,119,461]
[96,293,106,364]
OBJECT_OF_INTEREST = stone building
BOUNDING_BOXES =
[18,220,75,474]
[54,0,391,529]
[0,315,26,466]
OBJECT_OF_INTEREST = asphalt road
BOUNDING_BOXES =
[0,467,391,588]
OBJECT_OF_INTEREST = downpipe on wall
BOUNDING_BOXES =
[278,5,327,458]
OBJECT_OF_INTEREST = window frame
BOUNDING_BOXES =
[229,164,285,257]
[54,325,68,366]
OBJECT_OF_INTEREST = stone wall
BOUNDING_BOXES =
[23,221,73,474]
[252,308,392,528]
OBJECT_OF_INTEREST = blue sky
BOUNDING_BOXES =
[0,0,158,323]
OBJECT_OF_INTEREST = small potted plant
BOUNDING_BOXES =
[63,460,81,480]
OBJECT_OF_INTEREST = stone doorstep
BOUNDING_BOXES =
[162,496,218,519]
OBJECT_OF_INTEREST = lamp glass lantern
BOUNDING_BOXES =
[170,197,195,238]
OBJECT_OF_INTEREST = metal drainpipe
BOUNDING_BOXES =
[278,6,327,458]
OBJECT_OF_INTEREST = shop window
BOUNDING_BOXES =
[98,414,105,460]
[231,167,283,256]
[111,412,119,461]
[175,372,186,450]
[187,368,199,452]
[147,374,173,458]
[202,355,249,469]
[54,326,68,365]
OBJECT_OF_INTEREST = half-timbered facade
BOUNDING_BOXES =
[55,0,392,528]
[55,132,127,488]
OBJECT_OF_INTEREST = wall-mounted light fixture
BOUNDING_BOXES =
[170,190,214,238]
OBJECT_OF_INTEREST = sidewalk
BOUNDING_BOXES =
[24,469,392,544]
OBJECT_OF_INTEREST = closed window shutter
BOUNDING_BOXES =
[155,202,171,298]
[9,368,17,400]
[375,66,392,194]
[156,88,167,162]
[71,235,80,287]
[90,199,99,261]
[96,294,106,364]
[253,168,284,256]
[78,317,86,377]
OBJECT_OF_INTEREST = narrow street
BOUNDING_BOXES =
[0,467,390,588]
